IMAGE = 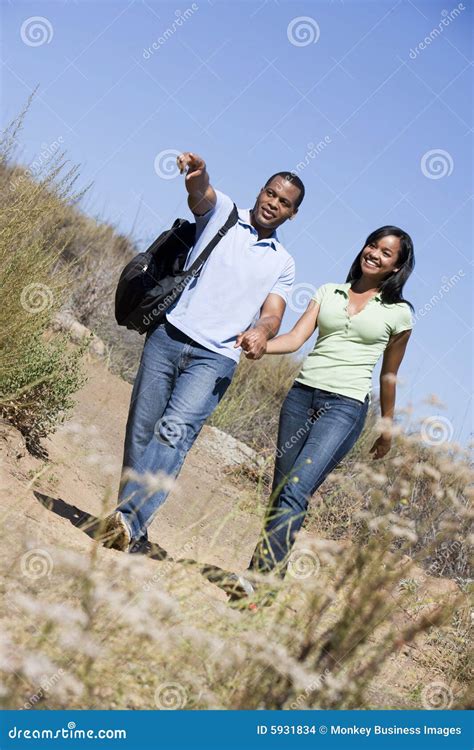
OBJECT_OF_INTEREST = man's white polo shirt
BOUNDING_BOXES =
[166,190,295,362]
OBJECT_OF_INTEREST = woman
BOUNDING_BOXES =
[239,225,415,591]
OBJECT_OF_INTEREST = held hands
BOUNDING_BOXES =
[369,433,392,460]
[234,328,268,360]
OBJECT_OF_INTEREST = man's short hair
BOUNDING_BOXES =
[264,172,305,208]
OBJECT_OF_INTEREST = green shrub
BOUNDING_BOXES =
[0,93,88,449]
[0,333,87,453]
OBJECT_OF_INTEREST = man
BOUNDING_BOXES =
[103,152,305,551]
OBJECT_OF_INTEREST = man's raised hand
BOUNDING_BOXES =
[177,152,216,215]
[177,152,205,183]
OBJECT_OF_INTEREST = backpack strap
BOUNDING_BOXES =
[185,203,238,279]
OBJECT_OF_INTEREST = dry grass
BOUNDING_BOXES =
[1,457,470,711]
[0,95,89,449]
[0,97,471,712]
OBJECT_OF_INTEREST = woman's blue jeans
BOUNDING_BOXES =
[250,382,369,576]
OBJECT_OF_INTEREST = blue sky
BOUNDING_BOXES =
[2,0,472,444]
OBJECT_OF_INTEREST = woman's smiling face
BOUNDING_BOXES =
[360,235,401,279]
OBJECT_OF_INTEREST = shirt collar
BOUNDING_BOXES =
[237,208,279,250]
[334,282,382,302]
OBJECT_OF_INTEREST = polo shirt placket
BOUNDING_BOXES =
[335,286,382,336]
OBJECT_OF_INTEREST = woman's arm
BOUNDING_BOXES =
[370,329,411,459]
[265,299,320,354]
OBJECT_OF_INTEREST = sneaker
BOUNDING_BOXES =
[224,573,256,601]
[101,512,131,552]
[129,536,151,555]
[227,573,279,609]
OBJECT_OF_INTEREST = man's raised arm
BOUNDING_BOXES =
[177,152,217,216]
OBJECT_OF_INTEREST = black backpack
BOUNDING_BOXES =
[115,204,238,334]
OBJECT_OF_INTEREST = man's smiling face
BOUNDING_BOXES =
[252,176,301,231]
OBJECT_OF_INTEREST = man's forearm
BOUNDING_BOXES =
[252,314,281,340]
[187,183,216,215]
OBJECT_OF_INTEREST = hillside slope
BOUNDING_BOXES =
[0,352,464,711]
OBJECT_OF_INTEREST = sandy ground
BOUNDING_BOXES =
[0,353,462,709]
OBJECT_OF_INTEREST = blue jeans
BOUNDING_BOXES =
[117,320,237,541]
[250,382,369,576]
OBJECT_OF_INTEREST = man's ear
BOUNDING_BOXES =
[289,208,298,220]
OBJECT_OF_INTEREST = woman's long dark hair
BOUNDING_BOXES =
[346,226,415,310]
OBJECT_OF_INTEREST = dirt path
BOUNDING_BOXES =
[0,353,462,710]
[0,355,265,602]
